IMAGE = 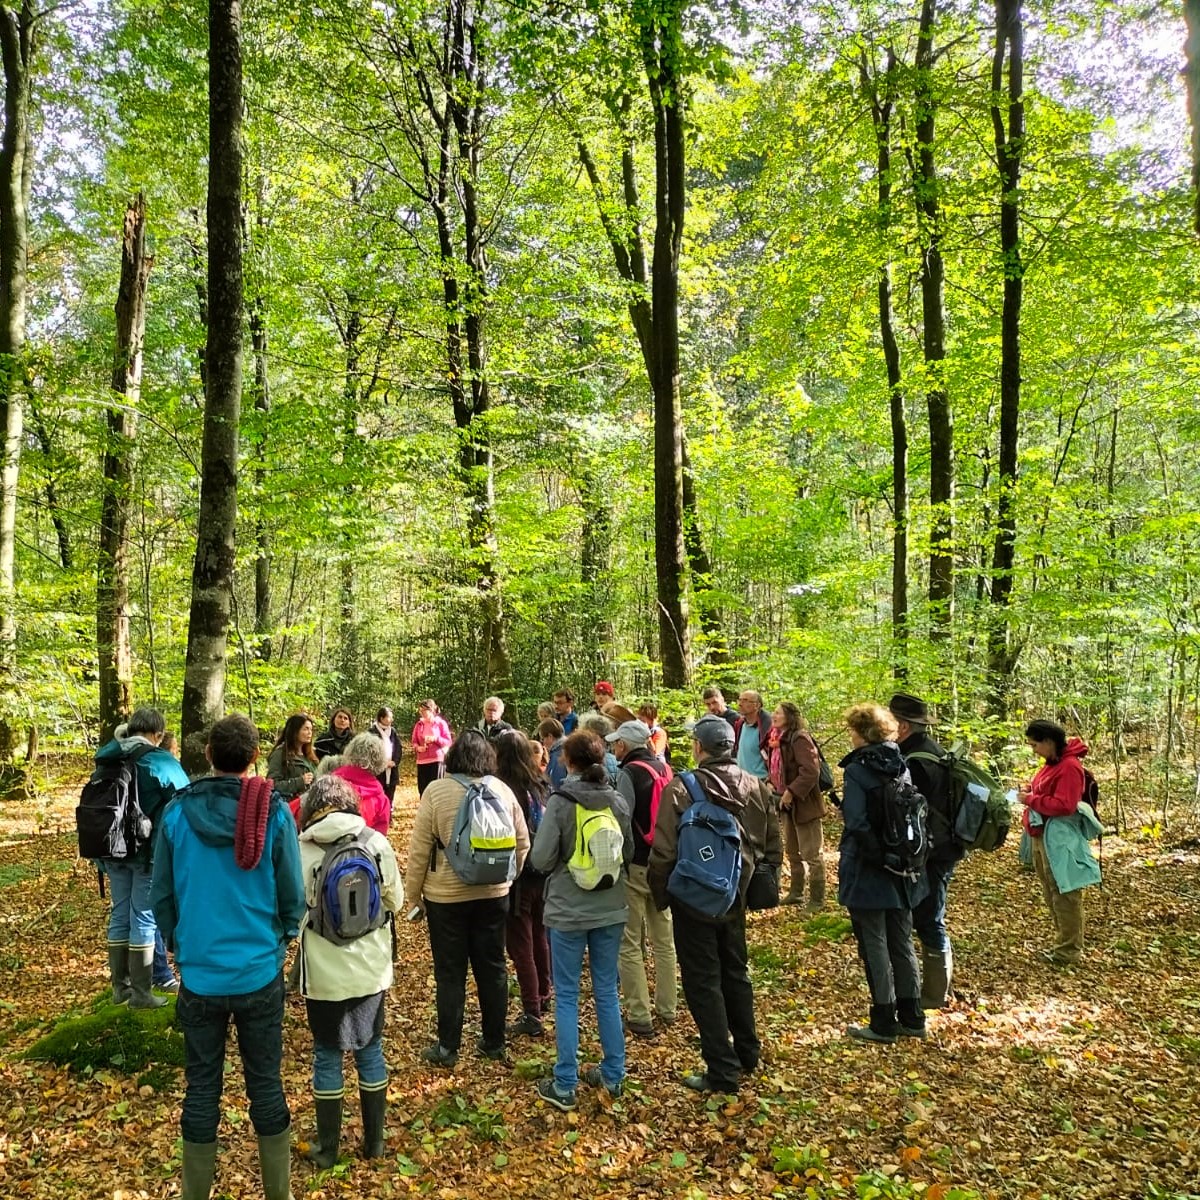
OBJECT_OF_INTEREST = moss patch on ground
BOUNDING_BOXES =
[24,999,184,1074]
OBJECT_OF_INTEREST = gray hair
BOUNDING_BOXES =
[483,695,504,714]
[300,774,361,827]
[343,732,387,775]
[314,754,344,777]
[578,711,614,737]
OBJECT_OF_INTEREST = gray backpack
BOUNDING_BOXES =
[308,830,388,945]
[437,774,517,886]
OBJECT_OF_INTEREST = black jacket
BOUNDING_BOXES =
[616,746,671,867]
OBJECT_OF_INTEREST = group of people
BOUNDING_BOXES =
[83,681,1099,1197]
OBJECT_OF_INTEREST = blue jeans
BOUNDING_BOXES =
[176,973,289,1143]
[105,861,156,946]
[912,857,958,955]
[153,930,173,985]
[313,1035,386,1097]
[549,922,626,1094]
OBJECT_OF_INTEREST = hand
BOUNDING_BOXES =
[387,759,396,770]
[302,771,313,786]
[780,791,793,810]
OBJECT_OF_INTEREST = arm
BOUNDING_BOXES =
[149,818,178,952]
[266,749,309,798]
[376,837,403,914]
[404,792,436,910]
[841,766,883,861]
[647,778,686,909]
[530,795,565,875]
[504,783,530,876]
[615,768,636,813]
[410,723,423,754]
[271,806,306,938]
[435,718,453,752]
[783,732,820,800]
[1026,760,1086,819]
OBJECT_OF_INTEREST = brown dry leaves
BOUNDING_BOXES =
[1,769,1199,1199]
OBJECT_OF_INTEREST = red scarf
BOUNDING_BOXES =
[235,775,274,870]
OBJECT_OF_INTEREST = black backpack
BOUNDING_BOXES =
[76,743,156,861]
[866,775,929,882]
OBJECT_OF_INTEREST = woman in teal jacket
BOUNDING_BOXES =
[95,707,189,1009]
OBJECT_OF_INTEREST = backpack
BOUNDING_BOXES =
[307,829,388,945]
[564,797,625,891]
[667,772,743,918]
[624,757,674,846]
[866,774,929,881]
[76,743,156,862]
[908,748,1010,852]
[438,774,517,885]
[1081,767,1099,815]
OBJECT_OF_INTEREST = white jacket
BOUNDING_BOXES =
[299,810,401,1001]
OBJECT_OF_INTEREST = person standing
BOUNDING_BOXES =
[368,707,403,811]
[266,713,317,799]
[552,689,579,735]
[531,731,634,1111]
[838,703,928,1045]
[888,692,963,1008]
[648,715,780,1093]
[768,702,826,909]
[1020,719,1092,966]
[314,708,355,761]
[733,690,771,785]
[297,775,401,1168]
[609,720,677,1038]
[151,713,305,1200]
[476,696,515,740]
[411,699,453,796]
[702,685,738,729]
[91,707,189,1009]
[332,733,392,836]
[537,717,567,788]
[404,731,529,1066]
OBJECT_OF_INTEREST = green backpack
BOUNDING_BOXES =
[908,747,1010,853]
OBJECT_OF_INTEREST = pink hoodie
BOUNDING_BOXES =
[333,764,391,836]
[411,715,453,766]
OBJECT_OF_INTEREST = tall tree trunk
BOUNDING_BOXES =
[914,0,954,645]
[0,2,35,672]
[337,294,361,691]
[863,49,908,680]
[181,0,243,773]
[1186,0,1200,233]
[986,0,1025,716]
[98,195,153,741]
[680,435,723,661]
[247,174,271,659]
[29,405,72,570]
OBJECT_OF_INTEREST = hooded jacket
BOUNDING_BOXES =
[646,755,781,916]
[837,741,929,911]
[1022,738,1089,837]
[531,775,633,932]
[298,810,401,1001]
[93,736,190,865]
[314,725,353,761]
[332,763,391,836]
[411,715,453,765]
[151,775,305,996]
[266,744,315,798]
[1038,802,1102,894]
[896,728,963,864]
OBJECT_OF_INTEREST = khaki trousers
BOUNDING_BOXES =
[782,811,826,905]
[1031,834,1085,963]
[618,864,677,1024]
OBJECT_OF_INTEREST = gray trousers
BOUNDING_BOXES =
[849,908,921,1006]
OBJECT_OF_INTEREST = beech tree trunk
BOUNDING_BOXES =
[181,0,243,773]
[0,2,34,672]
[914,0,954,644]
[98,194,153,741]
[862,49,908,680]
[247,173,271,659]
[1186,1,1200,233]
[986,0,1025,715]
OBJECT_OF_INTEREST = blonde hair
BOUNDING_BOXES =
[845,703,897,745]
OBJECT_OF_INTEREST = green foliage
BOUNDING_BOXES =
[24,1001,184,1074]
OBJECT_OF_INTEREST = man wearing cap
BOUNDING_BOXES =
[888,692,962,1009]
[647,715,781,1093]
[609,720,677,1039]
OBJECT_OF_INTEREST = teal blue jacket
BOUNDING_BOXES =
[1037,803,1102,894]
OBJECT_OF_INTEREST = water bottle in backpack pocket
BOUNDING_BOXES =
[667,772,743,918]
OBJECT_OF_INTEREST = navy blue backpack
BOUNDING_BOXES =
[667,772,743,918]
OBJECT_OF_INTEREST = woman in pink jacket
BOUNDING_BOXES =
[332,733,392,836]
[412,699,453,796]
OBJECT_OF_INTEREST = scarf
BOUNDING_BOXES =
[235,774,274,870]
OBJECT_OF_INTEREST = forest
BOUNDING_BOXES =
[1,6,1199,1200]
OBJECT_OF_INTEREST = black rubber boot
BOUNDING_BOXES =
[360,1085,387,1159]
[848,1003,898,1044]
[306,1097,342,1169]
[896,998,927,1038]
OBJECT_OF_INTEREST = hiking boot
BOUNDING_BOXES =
[154,974,180,993]
[626,1018,656,1039]
[847,1003,898,1044]
[582,1065,623,1098]
[306,1096,342,1169]
[655,1011,676,1027]
[781,886,804,906]
[535,1077,576,1111]
[896,998,927,1038]
[360,1084,387,1159]
[507,1013,545,1038]
[476,1037,507,1061]
[682,1072,737,1093]
[421,1043,458,1068]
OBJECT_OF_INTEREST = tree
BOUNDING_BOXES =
[97,194,153,740]
[985,0,1024,716]
[180,0,243,770]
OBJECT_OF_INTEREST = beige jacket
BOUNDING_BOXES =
[404,774,529,909]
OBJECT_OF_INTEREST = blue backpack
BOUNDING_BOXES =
[308,829,388,946]
[667,772,743,918]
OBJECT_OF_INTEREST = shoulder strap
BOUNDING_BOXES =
[679,771,706,808]
[626,758,666,779]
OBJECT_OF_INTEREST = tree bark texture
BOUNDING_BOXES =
[986,0,1024,713]
[1186,1,1200,234]
[914,0,954,642]
[247,174,272,660]
[0,2,34,671]
[862,49,908,681]
[30,405,72,570]
[181,0,243,772]
[98,194,153,741]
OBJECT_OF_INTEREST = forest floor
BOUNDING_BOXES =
[1,758,1199,1200]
